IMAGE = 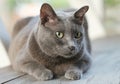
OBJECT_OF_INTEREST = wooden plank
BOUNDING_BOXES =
[92,36,120,55]
[0,66,25,84]
[5,49,120,84]
[1,36,120,84]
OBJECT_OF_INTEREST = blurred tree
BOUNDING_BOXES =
[7,0,33,12]
[7,0,69,12]
[105,0,120,6]
[47,0,69,9]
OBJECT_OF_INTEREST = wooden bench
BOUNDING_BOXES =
[1,36,120,84]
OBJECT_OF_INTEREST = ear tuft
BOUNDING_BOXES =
[40,3,57,25]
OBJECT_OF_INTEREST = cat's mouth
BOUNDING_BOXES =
[62,51,78,58]
[64,53,73,56]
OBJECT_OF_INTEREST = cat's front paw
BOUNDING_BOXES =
[33,69,53,81]
[65,69,82,80]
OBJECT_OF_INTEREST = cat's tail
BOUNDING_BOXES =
[12,17,33,38]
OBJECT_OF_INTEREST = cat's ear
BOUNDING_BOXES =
[74,6,89,24]
[40,3,58,25]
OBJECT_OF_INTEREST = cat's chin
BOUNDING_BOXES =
[62,55,74,58]
[60,53,78,59]
[64,51,80,58]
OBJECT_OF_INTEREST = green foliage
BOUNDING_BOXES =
[105,0,120,6]
[48,0,69,9]
[7,0,17,11]
[7,0,69,11]
[7,0,33,11]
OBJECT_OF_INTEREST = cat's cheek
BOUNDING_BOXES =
[54,45,65,54]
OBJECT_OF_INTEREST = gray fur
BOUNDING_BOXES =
[9,3,92,80]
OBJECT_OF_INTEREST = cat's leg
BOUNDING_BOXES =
[65,66,82,80]
[20,61,53,80]
[14,52,53,80]
[65,54,92,80]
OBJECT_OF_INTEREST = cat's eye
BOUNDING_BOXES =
[75,32,82,39]
[55,32,64,39]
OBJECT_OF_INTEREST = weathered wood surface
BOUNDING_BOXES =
[0,36,120,84]
[0,66,25,84]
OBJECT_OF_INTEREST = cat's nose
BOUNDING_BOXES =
[68,46,75,51]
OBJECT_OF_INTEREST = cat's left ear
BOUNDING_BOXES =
[74,6,89,24]
[40,3,58,25]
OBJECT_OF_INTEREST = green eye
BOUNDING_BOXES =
[75,32,82,39]
[56,32,64,39]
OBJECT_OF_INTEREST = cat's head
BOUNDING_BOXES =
[36,3,89,58]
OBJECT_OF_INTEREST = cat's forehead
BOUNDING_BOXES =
[54,18,83,33]
[57,11,81,29]
[44,11,83,32]
[56,11,74,19]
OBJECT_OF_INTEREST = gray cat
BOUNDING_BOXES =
[9,3,92,80]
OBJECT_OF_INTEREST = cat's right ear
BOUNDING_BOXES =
[40,3,58,25]
[74,6,89,24]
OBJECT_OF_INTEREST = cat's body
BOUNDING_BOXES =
[9,3,92,80]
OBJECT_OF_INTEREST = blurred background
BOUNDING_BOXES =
[0,0,120,68]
